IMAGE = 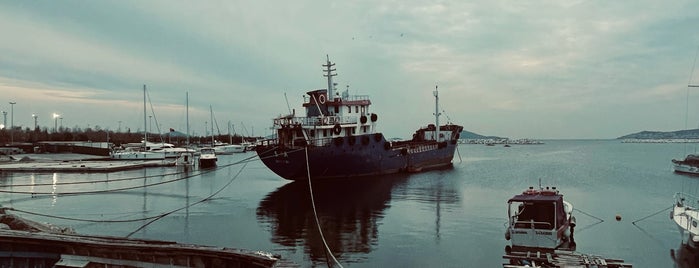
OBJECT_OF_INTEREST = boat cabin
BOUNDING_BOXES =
[506,187,575,252]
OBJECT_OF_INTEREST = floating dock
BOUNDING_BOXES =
[503,250,632,268]
[0,153,175,173]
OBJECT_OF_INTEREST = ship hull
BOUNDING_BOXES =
[256,134,459,181]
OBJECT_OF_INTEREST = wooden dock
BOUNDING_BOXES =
[0,213,295,267]
[503,250,632,268]
[0,158,175,173]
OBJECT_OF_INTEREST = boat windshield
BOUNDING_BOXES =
[512,202,556,230]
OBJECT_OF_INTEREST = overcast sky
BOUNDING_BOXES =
[1,1,699,139]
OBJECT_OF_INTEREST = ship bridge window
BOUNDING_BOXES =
[361,106,365,114]
[347,106,351,113]
[334,106,339,113]
[355,106,359,113]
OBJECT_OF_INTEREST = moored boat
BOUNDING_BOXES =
[214,141,245,154]
[672,192,699,248]
[673,154,699,175]
[255,56,463,181]
[504,186,576,254]
[198,147,217,168]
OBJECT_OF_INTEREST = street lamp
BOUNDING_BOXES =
[32,114,38,130]
[9,102,15,144]
[53,113,60,133]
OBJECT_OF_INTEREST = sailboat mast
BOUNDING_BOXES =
[210,105,214,146]
[186,91,190,146]
[143,85,147,149]
[434,85,440,142]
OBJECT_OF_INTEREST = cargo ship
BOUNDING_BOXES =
[255,56,463,181]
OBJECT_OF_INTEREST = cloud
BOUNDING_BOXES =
[0,0,698,138]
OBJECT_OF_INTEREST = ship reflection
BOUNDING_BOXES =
[672,241,699,268]
[256,174,410,262]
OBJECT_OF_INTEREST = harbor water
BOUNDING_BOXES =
[0,140,694,267]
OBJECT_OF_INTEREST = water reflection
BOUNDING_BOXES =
[256,175,409,262]
[672,241,699,268]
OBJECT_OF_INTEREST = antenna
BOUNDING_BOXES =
[323,55,337,101]
[433,85,441,141]
[284,92,292,115]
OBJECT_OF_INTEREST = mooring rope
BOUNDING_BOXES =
[126,161,248,237]
[456,143,462,163]
[0,153,266,196]
[5,153,261,223]
[631,204,674,225]
[305,147,343,268]
[572,207,604,233]
[0,170,187,188]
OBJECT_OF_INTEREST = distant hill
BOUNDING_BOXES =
[617,129,699,139]
[460,130,505,140]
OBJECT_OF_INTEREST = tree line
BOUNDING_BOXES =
[0,126,252,146]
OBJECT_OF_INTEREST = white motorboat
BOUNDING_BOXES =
[214,143,245,154]
[505,186,576,254]
[673,155,699,175]
[198,147,217,168]
[672,192,699,248]
[110,147,165,160]
[147,142,197,158]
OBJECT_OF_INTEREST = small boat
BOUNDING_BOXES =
[110,146,166,160]
[672,192,699,247]
[214,143,245,154]
[673,154,699,175]
[147,142,197,158]
[255,56,463,181]
[505,186,576,254]
[198,147,217,168]
[175,151,195,166]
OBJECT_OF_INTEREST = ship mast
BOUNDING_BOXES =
[434,85,441,142]
[143,85,147,149]
[323,55,337,101]
[186,91,190,146]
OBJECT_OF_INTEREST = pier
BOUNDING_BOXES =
[0,153,174,173]
[503,250,632,268]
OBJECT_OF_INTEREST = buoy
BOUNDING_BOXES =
[615,214,622,221]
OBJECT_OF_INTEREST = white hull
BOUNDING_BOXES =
[673,192,699,240]
[111,151,165,160]
[214,144,245,154]
[176,152,195,166]
[674,163,699,175]
[198,147,217,168]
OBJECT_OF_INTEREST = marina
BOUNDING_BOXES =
[1,1,698,267]
[0,140,693,266]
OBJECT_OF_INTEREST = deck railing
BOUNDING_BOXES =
[274,115,359,127]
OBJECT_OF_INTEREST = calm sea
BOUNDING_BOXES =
[0,140,696,267]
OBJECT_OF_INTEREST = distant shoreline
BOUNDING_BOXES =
[620,138,699,143]
[459,138,544,145]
